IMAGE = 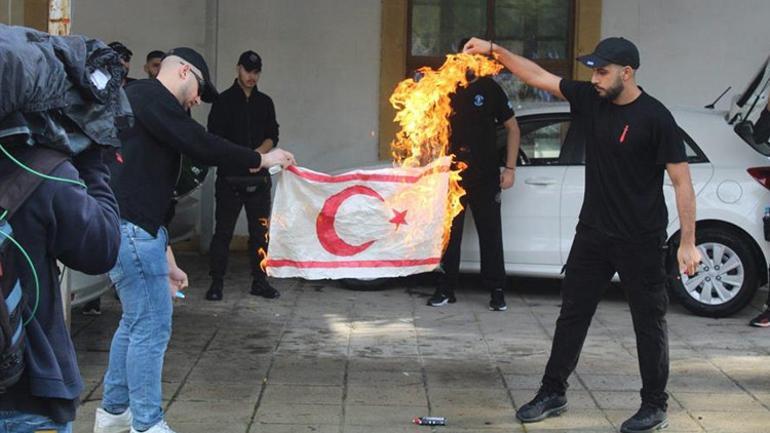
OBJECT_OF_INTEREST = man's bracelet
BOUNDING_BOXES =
[504,166,515,171]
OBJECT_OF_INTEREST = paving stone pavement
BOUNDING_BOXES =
[70,253,770,433]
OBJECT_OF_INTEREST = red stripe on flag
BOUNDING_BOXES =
[286,165,449,184]
[267,258,441,269]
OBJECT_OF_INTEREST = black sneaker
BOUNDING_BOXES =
[205,279,223,301]
[620,404,668,433]
[516,390,568,423]
[81,298,101,316]
[427,289,456,307]
[489,288,507,311]
[251,279,280,299]
[749,308,770,328]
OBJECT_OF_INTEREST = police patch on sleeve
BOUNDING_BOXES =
[474,94,485,107]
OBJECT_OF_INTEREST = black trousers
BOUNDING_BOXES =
[542,223,670,409]
[209,176,271,280]
[439,177,505,293]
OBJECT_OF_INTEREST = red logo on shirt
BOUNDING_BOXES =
[619,124,629,143]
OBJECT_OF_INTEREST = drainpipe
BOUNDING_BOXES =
[48,0,70,35]
[49,0,72,327]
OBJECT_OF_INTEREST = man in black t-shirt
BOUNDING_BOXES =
[427,38,521,311]
[465,37,701,433]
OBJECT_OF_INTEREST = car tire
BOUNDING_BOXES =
[340,278,393,291]
[668,226,760,318]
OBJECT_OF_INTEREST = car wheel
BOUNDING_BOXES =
[340,278,393,291]
[669,226,760,318]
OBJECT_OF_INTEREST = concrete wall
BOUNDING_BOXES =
[71,0,382,244]
[71,0,381,171]
[0,0,26,26]
[71,0,215,123]
[602,0,770,111]
[215,0,381,173]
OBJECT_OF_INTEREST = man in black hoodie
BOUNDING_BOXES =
[0,145,121,432]
[205,50,280,301]
[94,48,294,433]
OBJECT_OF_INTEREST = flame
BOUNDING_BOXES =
[258,247,268,273]
[388,53,503,251]
[258,218,270,273]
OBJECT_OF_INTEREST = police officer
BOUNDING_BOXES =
[206,50,281,301]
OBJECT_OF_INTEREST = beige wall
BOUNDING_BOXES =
[72,0,381,172]
[602,0,770,110]
[71,0,382,246]
[0,0,23,25]
[215,0,381,174]
[71,0,213,84]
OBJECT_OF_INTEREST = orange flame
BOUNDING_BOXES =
[258,247,268,273]
[388,54,503,251]
[258,218,270,273]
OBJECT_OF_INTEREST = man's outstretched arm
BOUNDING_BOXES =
[463,37,565,99]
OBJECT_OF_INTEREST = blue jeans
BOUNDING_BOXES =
[0,412,71,433]
[101,220,171,431]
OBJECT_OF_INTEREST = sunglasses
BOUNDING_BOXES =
[189,67,204,97]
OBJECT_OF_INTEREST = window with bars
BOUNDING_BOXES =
[408,0,575,103]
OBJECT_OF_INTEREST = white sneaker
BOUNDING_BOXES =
[94,407,132,433]
[130,420,177,433]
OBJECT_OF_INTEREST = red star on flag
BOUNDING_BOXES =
[389,209,408,231]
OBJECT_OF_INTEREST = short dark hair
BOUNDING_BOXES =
[108,41,133,63]
[146,50,166,62]
[456,38,471,53]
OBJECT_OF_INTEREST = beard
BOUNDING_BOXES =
[238,77,256,89]
[596,76,624,101]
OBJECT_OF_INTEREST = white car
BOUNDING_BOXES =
[457,60,770,317]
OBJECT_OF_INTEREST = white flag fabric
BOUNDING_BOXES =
[266,157,451,280]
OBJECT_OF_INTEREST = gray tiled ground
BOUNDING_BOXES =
[71,253,770,433]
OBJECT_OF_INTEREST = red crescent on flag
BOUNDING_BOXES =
[316,185,384,256]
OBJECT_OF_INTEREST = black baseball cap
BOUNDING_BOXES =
[167,47,218,103]
[577,37,640,69]
[238,50,262,72]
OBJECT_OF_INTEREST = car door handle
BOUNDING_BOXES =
[524,177,558,186]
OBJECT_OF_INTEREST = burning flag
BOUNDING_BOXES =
[389,53,502,250]
[266,53,502,279]
[266,158,451,279]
